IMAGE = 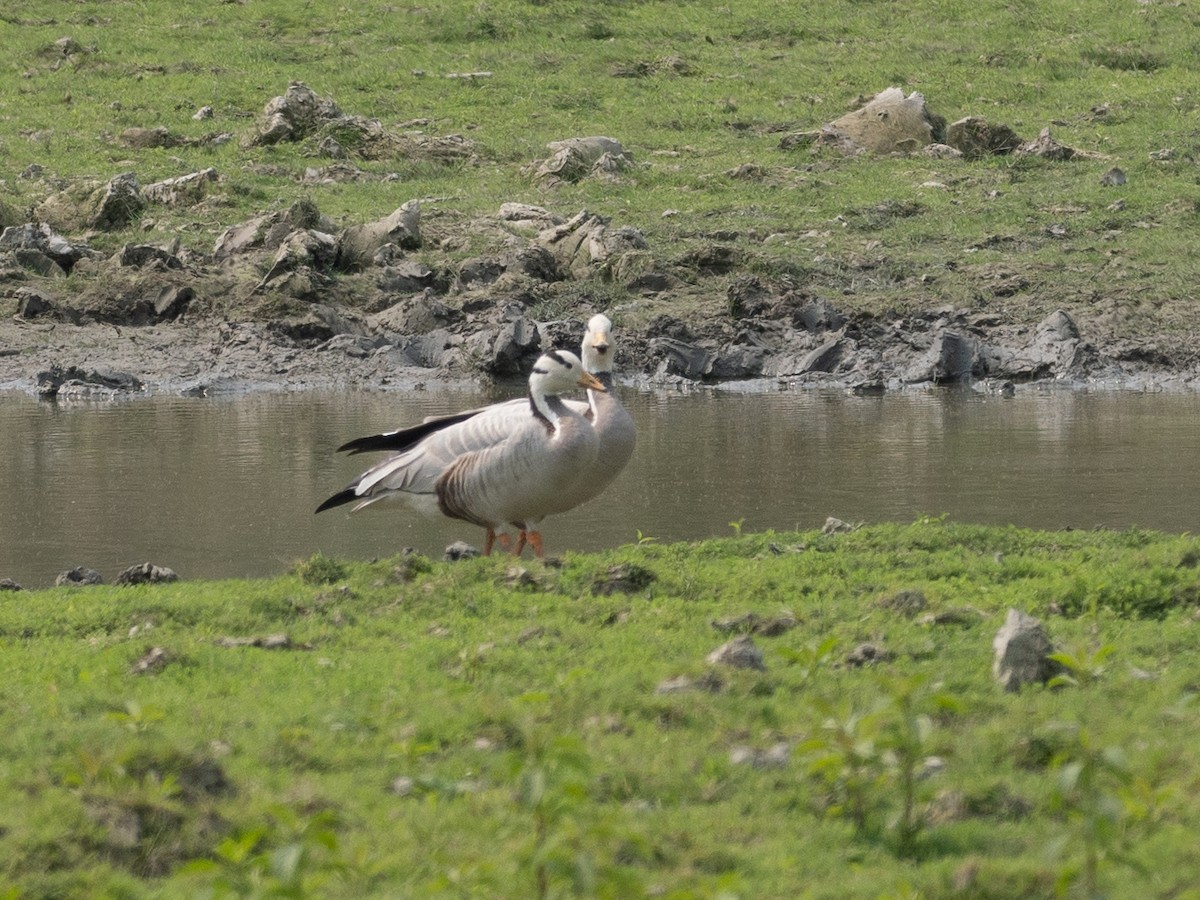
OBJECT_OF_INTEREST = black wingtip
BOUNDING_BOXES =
[337,410,482,455]
[315,487,359,514]
[337,433,407,455]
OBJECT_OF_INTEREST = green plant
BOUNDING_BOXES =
[777,636,837,688]
[506,693,645,899]
[1049,642,1117,689]
[802,696,888,836]
[803,673,959,855]
[875,674,960,856]
[105,700,167,734]
[1047,728,1142,899]
[182,806,349,898]
[292,552,348,585]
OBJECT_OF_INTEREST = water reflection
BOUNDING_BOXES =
[1,387,1199,588]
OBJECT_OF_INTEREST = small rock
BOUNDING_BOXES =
[14,288,57,319]
[730,742,791,769]
[1100,167,1127,187]
[115,563,179,586]
[919,755,947,779]
[654,671,724,694]
[391,775,414,796]
[55,567,103,587]
[0,578,22,592]
[216,633,294,649]
[822,516,857,534]
[504,566,539,589]
[444,541,480,561]
[193,105,213,120]
[131,647,171,675]
[711,611,798,637]
[918,607,986,627]
[992,608,1064,692]
[591,563,656,596]
[876,589,928,617]
[945,116,1023,158]
[706,635,766,671]
[517,625,547,644]
[845,642,890,668]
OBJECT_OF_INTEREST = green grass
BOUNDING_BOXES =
[4,0,1200,332]
[4,521,1200,897]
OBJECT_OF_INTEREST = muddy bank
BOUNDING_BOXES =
[3,190,1196,396]
[4,294,1197,400]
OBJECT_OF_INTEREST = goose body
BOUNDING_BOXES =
[317,350,604,557]
[335,314,636,519]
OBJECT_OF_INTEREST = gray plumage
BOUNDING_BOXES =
[333,313,636,513]
[317,349,605,557]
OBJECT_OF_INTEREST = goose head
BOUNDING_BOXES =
[529,349,606,399]
[581,313,615,375]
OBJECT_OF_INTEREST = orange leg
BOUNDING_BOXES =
[528,531,545,559]
[495,533,513,552]
[511,530,528,557]
[483,528,496,556]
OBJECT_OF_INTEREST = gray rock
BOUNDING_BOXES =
[56,567,103,587]
[10,248,66,278]
[258,229,339,287]
[709,345,765,380]
[36,366,145,399]
[153,286,194,320]
[817,88,939,155]
[213,199,333,260]
[338,200,422,269]
[377,260,437,294]
[117,244,184,269]
[904,331,976,384]
[652,337,713,380]
[534,136,633,184]
[798,338,843,374]
[591,563,656,596]
[730,742,791,768]
[115,563,179,586]
[537,209,646,279]
[14,288,57,319]
[654,671,724,694]
[0,578,22,592]
[793,299,848,334]
[0,223,89,272]
[485,316,541,376]
[91,172,144,230]
[444,541,480,561]
[143,168,218,206]
[846,642,890,667]
[992,608,1063,692]
[455,256,506,291]
[822,516,856,534]
[248,82,343,146]
[706,635,767,671]
[497,202,563,228]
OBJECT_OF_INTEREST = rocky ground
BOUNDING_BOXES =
[3,206,1197,400]
[3,84,1198,399]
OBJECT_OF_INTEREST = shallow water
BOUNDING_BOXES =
[2,386,1199,588]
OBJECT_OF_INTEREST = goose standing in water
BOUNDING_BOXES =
[336,313,636,513]
[316,350,604,558]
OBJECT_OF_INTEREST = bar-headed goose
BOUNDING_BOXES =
[316,350,604,558]
[334,314,636,519]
